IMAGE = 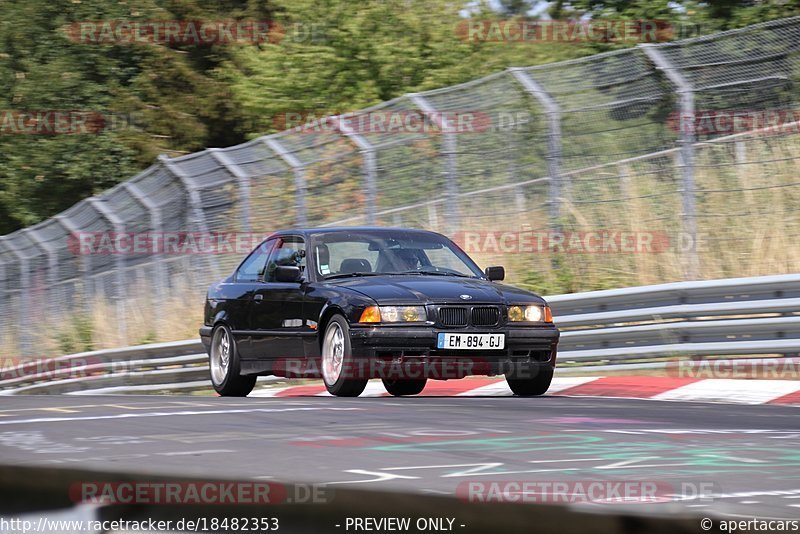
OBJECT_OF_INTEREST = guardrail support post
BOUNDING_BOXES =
[262,138,308,227]
[641,44,699,280]
[508,68,563,226]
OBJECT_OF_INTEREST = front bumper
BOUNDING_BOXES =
[348,324,559,378]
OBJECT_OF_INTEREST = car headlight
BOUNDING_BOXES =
[359,305,427,323]
[508,305,552,323]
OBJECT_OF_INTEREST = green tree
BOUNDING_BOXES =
[220,0,594,138]
[497,0,537,15]
[564,1,800,31]
[0,0,267,233]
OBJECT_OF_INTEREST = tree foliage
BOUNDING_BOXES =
[0,0,794,234]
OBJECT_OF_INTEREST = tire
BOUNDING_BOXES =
[505,366,553,396]
[383,378,427,396]
[209,324,256,397]
[321,315,368,397]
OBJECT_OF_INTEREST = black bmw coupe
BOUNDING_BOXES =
[200,227,559,397]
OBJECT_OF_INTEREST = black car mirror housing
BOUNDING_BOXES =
[275,265,303,283]
[485,266,505,281]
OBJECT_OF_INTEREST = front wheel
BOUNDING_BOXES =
[505,366,553,396]
[209,324,256,397]
[321,315,368,397]
[383,378,427,396]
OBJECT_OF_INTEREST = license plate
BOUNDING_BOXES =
[437,333,505,350]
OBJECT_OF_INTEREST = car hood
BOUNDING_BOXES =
[329,275,546,305]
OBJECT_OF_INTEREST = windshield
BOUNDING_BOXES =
[310,230,484,280]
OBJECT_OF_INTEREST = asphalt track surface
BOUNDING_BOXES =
[0,393,799,520]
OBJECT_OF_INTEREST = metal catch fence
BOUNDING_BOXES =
[2,17,800,356]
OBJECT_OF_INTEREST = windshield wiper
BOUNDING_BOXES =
[396,270,473,278]
[323,272,381,280]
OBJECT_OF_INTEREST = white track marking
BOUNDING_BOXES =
[651,379,800,404]
[547,376,604,393]
[0,407,362,426]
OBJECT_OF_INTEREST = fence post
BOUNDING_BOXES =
[0,259,5,322]
[25,228,59,333]
[508,68,563,226]
[408,94,460,233]
[0,258,6,351]
[641,44,699,280]
[330,116,378,225]
[54,214,90,315]
[157,155,221,279]
[0,238,31,356]
[87,197,128,345]
[25,229,57,287]
[124,181,168,329]
[262,138,308,227]
[208,148,252,232]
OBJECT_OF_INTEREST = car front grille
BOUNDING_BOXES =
[472,306,500,326]
[438,305,500,327]
[439,306,468,327]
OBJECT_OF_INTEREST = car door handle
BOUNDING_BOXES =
[254,294,263,302]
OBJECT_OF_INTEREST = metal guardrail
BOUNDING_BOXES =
[0,340,206,395]
[551,273,800,363]
[1,273,798,394]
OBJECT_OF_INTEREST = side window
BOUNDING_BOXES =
[264,236,306,282]
[236,240,275,282]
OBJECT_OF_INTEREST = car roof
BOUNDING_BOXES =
[270,226,446,238]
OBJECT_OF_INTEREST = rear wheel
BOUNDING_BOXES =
[383,378,427,396]
[209,324,256,397]
[321,315,368,397]
[505,366,553,396]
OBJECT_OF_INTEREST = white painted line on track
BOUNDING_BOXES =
[456,381,510,396]
[547,376,604,394]
[0,406,362,426]
[156,449,234,456]
[651,379,800,404]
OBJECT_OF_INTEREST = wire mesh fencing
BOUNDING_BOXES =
[2,17,800,356]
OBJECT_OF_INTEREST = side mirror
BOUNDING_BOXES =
[275,265,302,283]
[485,266,505,281]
